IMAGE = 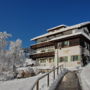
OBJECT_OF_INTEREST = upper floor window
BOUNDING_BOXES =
[63,41,69,47]
[47,30,72,41]
[71,55,80,61]
[63,30,72,35]
[60,56,68,62]
[69,38,80,46]
[55,33,63,37]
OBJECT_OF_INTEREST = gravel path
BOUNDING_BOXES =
[55,71,81,90]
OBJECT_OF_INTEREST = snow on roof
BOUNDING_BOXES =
[31,32,90,46]
[47,24,67,31]
[31,21,90,41]
[49,32,90,41]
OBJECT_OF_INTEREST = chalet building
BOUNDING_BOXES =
[30,22,90,67]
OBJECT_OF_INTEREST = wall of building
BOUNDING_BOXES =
[54,45,82,67]
[58,46,81,57]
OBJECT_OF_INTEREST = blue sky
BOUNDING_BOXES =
[0,0,90,47]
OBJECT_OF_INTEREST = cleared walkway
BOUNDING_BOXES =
[55,71,81,90]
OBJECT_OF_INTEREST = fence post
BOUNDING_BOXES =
[57,67,58,75]
[47,74,49,87]
[60,65,62,74]
[53,70,55,80]
[36,80,39,90]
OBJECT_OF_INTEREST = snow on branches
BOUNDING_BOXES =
[0,32,25,73]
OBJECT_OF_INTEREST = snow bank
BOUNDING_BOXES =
[79,64,90,90]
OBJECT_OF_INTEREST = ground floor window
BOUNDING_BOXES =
[71,55,80,61]
[39,58,46,63]
[38,57,54,63]
[60,56,68,62]
[48,57,54,63]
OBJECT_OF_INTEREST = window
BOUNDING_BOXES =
[70,38,80,46]
[60,56,68,62]
[41,50,45,53]
[71,55,79,61]
[55,33,63,37]
[40,58,46,63]
[63,41,69,47]
[63,30,72,35]
[57,42,62,49]
[55,30,72,38]
[48,57,53,63]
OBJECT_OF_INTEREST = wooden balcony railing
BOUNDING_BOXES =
[30,51,55,59]
[31,41,54,49]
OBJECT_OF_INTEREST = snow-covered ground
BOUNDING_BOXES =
[0,66,67,90]
[0,73,43,90]
[32,67,67,90]
[79,63,90,90]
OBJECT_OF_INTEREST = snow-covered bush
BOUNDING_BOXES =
[32,67,41,75]
[16,67,35,78]
[24,58,36,67]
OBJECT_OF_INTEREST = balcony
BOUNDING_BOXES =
[30,51,55,59]
[31,41,55,49]
[31,48,55,55]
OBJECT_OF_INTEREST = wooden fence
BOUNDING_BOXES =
[31,64,64,90]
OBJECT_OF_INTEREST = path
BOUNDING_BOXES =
[55,71,81,90]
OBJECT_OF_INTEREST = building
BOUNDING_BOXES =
[30,22,90,67]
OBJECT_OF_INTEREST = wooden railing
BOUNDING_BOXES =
[30,51,55,59]
[31,64,64,90]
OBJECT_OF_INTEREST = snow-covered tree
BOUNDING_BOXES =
[0,32,25,73]
[9,39,25,67]
[0,32,11,71]
[0,32,26,80]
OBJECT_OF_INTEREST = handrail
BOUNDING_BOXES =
[30,64,64,90]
